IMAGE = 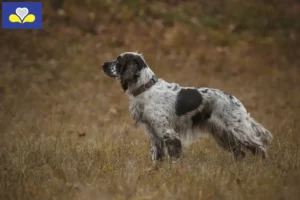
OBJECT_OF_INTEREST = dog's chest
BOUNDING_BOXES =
[129,94,154,118]
[129,99,146,124]
[129,91,176,124]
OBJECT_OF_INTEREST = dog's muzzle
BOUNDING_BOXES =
[102,61,120,79]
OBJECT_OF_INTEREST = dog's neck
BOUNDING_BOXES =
[126,67,156,96]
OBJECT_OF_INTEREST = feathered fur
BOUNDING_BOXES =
[102,52,273,161]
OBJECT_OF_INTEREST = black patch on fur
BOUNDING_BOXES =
[201,89,208,93]
[119,54,147,71]
[175,89,203,116]
[191,105,212,127]
[173,85,179,90]
[118,54,147,91]
[121,82,128,91]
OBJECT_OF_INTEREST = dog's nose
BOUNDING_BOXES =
[102,62,108,70]
[102,62,111,74]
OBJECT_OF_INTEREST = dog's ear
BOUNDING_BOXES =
[121,60,139,91]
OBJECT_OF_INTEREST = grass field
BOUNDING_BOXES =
[0,0,300,199]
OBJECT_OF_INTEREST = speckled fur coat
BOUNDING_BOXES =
[102,52,273,161]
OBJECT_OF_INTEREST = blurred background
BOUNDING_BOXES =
[0,0,300,199]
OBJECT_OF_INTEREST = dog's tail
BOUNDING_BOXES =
[250,118,273,146]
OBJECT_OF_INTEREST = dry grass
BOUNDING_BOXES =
[0,1,300,199]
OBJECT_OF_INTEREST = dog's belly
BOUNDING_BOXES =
[177,127,208,147]
[174,115,208,146]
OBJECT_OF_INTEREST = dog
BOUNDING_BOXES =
[102,52,273,161]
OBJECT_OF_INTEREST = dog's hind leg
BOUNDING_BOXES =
[230,118,270,159]
[246,118,272,159]
[208,116,268,159]
[209,129,245,160]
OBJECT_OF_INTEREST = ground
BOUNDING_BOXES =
[0,0,300,199]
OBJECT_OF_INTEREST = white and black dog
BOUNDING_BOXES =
[102,52,273,161]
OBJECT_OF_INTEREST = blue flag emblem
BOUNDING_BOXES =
[2,2,42,29]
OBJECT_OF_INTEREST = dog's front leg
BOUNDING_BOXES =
[145,116,182,162]
[162,129,182,162]
[149,134,165,162]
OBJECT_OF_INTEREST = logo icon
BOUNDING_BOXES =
[9,7,35,24]
[2,2,42,29]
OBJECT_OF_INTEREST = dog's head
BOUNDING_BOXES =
[102,52,148,91]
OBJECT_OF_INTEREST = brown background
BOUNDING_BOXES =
[0,0,299,199]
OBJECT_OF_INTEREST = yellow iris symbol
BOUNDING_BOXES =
[9,7,35,24]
